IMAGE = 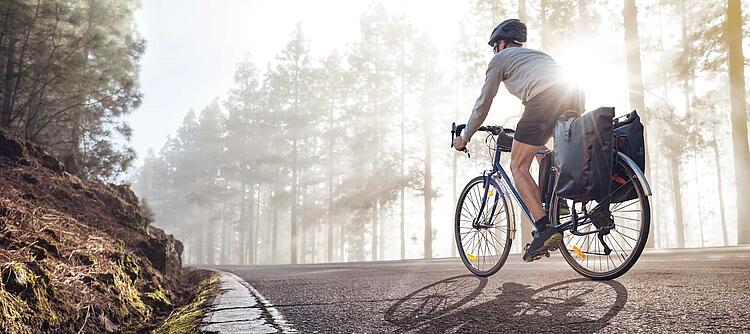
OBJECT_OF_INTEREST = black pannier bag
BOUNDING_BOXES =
[610,110,645,202]
[613,110,645,171]
[554,107,616,202]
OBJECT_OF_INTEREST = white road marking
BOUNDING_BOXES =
[200,272,297,333]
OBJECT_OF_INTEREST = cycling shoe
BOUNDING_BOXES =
[523,227,563,262]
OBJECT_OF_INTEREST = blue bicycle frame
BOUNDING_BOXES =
[474,139,652,235]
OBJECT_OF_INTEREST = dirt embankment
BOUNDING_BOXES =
[0,132,190,333]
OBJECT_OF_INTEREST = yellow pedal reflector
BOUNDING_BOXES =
[488,189,494,197]
[572,246,587,259]
[466,253,477,261]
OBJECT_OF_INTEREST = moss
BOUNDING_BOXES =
[115,253,139,283]
[0,262,64,332]
[112,267,147,319]
[142,284,172,315]
[2,263,32,292]
[144,288,171,305]
[152,273,220,334]
[0,288,32,334]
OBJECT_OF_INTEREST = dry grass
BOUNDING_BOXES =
[0,135,188,333]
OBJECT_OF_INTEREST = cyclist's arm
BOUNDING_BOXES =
[463,55,504,143]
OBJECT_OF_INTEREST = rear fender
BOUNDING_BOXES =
[617,151,652,196]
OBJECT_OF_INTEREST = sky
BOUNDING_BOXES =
[127,0,468,166]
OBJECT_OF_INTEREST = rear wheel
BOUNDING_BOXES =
[551,158,650,280]
[455,176,512,277]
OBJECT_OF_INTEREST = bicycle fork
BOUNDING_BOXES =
[473,171,502,229]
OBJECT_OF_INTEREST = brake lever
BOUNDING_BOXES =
[451,122,470,158]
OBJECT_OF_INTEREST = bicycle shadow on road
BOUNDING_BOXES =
[385,277,627,333]
[384,275,487,332]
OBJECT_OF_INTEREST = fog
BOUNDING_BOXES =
[127,0,750,265]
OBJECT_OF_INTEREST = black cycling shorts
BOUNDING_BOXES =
[514,84,585,146]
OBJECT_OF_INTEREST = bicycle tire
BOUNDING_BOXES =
[455,175,513,277]
[551,158,650,280]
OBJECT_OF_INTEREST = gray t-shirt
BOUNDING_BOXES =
[463,47,564,142]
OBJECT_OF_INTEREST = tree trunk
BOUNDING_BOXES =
[726,0,750,244]
[254,184,261,264]
[623,0,655,248]
[540,0,549,51]
[1,32,14,129]
[206,215,215,265]
[423,108,433,259]
[712,132,729,246]
[669,155,685,248]
[291,139,299,264]
[248,183,255,264]
[693,154,705,247]
[327,77,335,262]
[301,186,308,263]
[238,182,247,265]
[371,202,378,261]
[272,189,279,264]
[400,34,406,261]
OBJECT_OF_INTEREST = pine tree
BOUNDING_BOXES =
[726,0,750,244]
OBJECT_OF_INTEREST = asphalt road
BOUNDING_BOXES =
[212,247,750,333]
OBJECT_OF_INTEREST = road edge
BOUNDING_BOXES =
[199,271,297,333]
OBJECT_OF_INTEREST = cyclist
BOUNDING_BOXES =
[452,19,584,262]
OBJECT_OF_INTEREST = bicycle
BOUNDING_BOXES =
[450,120,652,280]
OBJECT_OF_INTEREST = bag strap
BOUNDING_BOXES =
[563,118,575,142]
[559,110,579,142]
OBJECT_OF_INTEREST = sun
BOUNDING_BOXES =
[555,44,629,112]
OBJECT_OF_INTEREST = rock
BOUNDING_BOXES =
[1,263,32,293]
[21,173,38,184]
[136,227,182,275]
[62,155,80,176]
[97,273,116,285]
[40,227,60,242]
[34,238,59,257]
[40,153,64,174]
[30,246,47,261]
[73,253,96,266]
[0,132,24,159]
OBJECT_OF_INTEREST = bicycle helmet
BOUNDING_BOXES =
[488,19,527,46]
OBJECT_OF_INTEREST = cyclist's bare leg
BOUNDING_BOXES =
[510,139,545,222]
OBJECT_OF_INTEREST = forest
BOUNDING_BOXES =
[132,0,750,265]
[0,0,142,179]
[3,0,749,266]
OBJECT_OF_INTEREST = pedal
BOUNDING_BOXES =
[522,243,550,262]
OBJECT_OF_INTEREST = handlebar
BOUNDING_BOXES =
[451,122,470,157]
[451,123,516,158]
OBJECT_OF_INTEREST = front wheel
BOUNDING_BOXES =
[455,176,513,277]
[551,158,651,280]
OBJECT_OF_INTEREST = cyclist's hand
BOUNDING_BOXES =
[453,137,468,151]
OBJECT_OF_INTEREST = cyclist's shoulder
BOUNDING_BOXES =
[490,47,552,65]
